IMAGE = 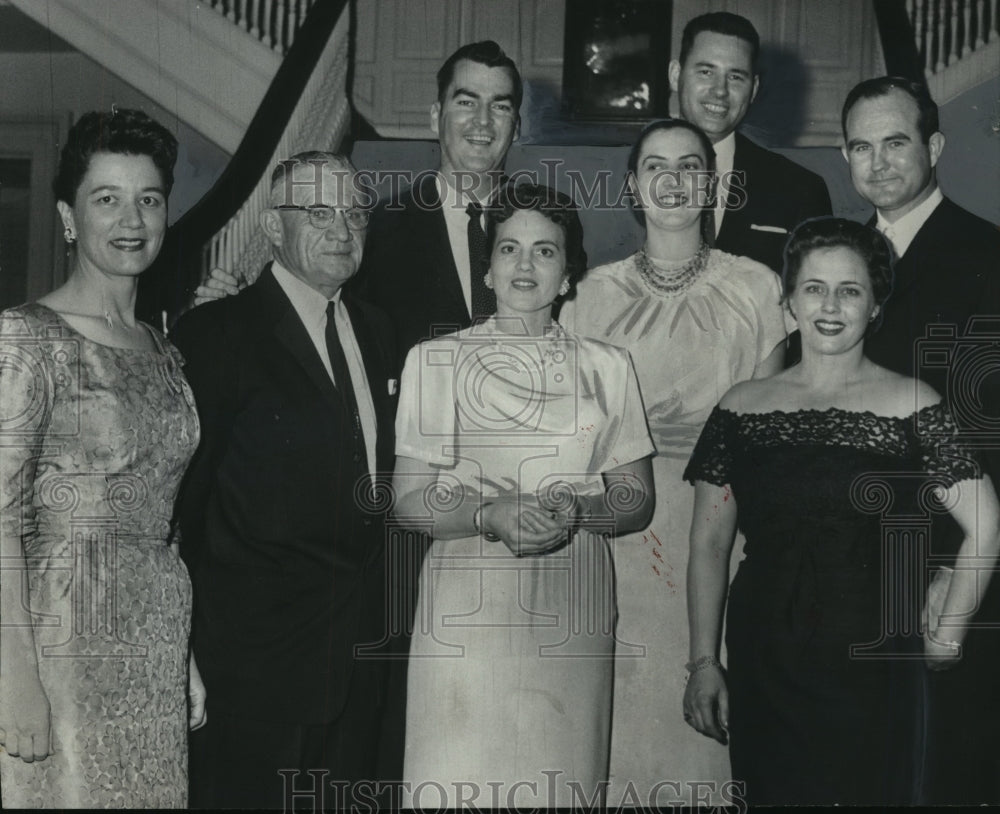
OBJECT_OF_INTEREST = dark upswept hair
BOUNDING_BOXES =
[841,76,940,143]
[53,108,178,204]
[436,40,523,112]
[782,217,894,331]
[485,182,587,303]
[678,12,760,70]
[626,118,718,245]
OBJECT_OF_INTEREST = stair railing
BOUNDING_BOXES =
[139,0,351,324]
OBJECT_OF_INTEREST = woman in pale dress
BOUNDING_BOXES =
[560,118,786,806]
[393,184,655,808]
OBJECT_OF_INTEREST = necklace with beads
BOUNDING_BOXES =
[635,242,711,297]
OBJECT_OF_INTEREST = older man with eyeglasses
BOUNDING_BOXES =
[171,151,397,809]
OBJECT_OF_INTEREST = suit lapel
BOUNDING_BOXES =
[253,266,342,413]
[343,294,388,420]
[417,175,471,322]
[874,199,950,300]
[717,133,751,244]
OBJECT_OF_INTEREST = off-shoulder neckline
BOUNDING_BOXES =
[24,302,168,356]
[714,403,945,423]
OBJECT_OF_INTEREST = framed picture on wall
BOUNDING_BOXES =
[561,0,673,122]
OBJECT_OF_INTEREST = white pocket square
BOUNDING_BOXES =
[388,378,398,396]
[750,224,789,234]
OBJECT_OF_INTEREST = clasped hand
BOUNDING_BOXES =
[483,496,587,558]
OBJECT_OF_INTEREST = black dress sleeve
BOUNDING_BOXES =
[913,402,985,487]
[684,405,737,486]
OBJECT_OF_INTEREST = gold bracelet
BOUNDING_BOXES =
[473,502,499,542]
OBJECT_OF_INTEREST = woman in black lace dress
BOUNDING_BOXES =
[682,218,1000,805]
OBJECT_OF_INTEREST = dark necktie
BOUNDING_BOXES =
[325,300,369,473]
[466,201,496,321]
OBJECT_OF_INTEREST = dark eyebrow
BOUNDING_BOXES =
[692,60,750,77]
[451,87,514,104]
[641,153,705,163]
[88,184,165,195]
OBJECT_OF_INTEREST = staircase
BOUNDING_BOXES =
[907,0,1000,101]
[7,0,316,153]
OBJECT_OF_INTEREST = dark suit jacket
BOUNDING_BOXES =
[867,197,1000,558]
[351,173,470,371]
[172,266,397,724]
[716,132,833,273]
[865,196,1000,387]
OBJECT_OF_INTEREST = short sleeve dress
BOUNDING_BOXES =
[684,402,984,805]
[0,304,199,808]
[397,317,654,808]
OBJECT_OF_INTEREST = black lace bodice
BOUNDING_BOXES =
[685,402,983,640]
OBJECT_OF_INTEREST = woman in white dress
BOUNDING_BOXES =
[393,184,655,808]
[560,119,786,806]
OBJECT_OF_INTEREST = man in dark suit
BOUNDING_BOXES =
[173,152,396,810]
[355,40,522,368]
[843,76,1000,805]
[668,12,832,273]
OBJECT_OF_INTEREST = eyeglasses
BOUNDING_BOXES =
[274,205,370,231]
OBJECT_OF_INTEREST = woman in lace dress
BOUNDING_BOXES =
[0,109,203,807]
[683,218,1000,804]
[394,184,655,808]
[560,119,785,805]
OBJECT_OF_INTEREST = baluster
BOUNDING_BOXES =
[234,214,242,271]
[274,0,286,53]
[962,0,973,52]
[246,0,258,39]
[973,0,985,45]
[935,0,947,70]
[949,0,960,63]
[261,0,273,49]
[233,0,244,26]
[991,0,998,40]
[914,0,926,67]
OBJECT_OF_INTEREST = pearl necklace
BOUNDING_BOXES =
[635,243,710,297]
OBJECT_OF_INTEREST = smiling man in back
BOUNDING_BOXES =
[669,12,832,273]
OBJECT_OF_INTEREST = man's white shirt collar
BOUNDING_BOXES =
[271,259,338,329]
[876,187,943,258]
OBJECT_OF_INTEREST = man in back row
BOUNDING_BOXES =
[842,75,1000,805]
[669,12,832,273]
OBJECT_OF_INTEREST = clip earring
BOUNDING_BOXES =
[558,279,570,297]
[64,226,76,244]
[483,273,493,290]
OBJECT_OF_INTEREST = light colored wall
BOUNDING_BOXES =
[936,75,1000,225]
[0,52,231,225]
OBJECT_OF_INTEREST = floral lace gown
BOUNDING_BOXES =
[684,403,982,805]
[0,304,199,808]
[396,318,654,808]
[560,250,785,805]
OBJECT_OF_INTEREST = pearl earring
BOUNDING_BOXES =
[483,272,493,290]
[558,279,570,297]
